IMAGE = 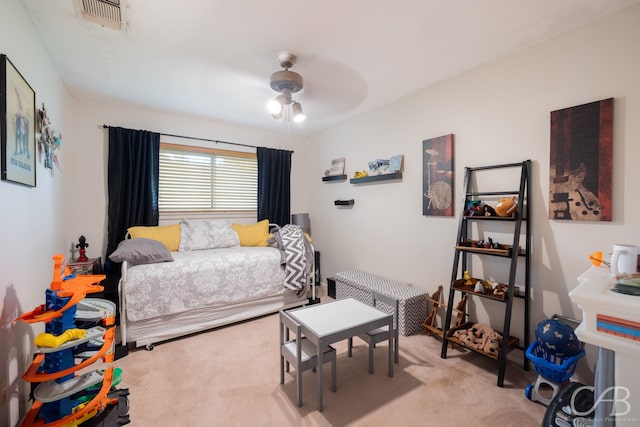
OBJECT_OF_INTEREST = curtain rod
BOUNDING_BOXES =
[101,125,264,150]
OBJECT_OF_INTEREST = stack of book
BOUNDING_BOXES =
[612,276,640,296]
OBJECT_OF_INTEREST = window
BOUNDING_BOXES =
[159,143,257,214]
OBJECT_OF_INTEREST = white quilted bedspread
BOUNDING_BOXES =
[124,246,286,321]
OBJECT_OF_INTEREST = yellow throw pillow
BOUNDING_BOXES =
[127,224,181,251]
[232,220,270,247]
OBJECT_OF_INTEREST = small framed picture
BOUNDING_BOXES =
[329,158,345,176]
[389,154,403,172]
[1,54,36,187]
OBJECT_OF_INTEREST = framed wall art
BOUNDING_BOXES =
[549,98,613,221]
[423,134,454,216]
[1,54,36,187]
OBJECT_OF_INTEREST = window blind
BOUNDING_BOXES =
[159,144,257,212]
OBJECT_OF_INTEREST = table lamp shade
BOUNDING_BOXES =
[292,213,311,235]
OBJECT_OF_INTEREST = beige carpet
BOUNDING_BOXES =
[111,298,546,426]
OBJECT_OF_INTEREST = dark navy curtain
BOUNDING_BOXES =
[106,126,160,259]
[257,147,292,227]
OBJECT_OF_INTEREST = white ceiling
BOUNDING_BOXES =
[21,0,639,136]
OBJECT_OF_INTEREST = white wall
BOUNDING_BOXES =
[68,99,306,258]
[306,4,640,378]
[0,1,72,425]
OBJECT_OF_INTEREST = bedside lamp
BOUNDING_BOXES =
[291,213,311,235]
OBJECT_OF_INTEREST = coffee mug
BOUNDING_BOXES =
[611,244,640,276]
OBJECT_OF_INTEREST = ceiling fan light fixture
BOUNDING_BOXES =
[270,70,303,94]
[267,94,285,115]
[268,52,306,123]
[291,101,306,123]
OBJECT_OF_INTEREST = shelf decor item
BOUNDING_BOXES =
[76,235,90,262]
[327,157,345,176]
[389,154,403,172]
[1,54,36,187]
[495,196,517,217]
[363,155,403,177]
[368,158,389,175]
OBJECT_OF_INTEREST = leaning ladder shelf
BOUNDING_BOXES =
[440,160,531,387]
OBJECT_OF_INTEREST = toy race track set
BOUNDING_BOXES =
[15,254,130,426]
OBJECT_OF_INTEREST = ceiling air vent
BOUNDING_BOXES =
[80,0,122,30]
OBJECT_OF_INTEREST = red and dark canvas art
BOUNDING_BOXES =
[423,134,454,216]
[549,98,613,221]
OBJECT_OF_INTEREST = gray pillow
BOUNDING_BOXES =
[178,219,240,251]
[109,238,174,266]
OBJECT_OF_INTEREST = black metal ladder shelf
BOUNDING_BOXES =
[440,160,531,387]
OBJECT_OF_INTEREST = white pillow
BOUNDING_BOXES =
[178,219,240,251]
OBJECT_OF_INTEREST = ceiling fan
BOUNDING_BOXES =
[267,52,306,123]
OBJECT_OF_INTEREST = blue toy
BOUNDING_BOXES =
[526,318,585,406]
[535,318,581,357]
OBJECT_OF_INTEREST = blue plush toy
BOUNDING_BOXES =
[535,319,581,357]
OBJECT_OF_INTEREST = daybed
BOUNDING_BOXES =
[112,219,313,349]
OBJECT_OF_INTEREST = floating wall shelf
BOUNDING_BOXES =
[334,199,355,206]
[350,172,402,184]
[322,174,347,182]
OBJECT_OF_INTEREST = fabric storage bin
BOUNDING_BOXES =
[334,271,428,336]
[334,271,405,304]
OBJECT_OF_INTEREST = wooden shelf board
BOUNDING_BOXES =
[455,245,511,256]
[463,215,516,221]
[463,215,528,222]
[446,322,519,360]
[452,279,507,302]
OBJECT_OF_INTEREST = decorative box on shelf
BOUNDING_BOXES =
[67,257,102,275]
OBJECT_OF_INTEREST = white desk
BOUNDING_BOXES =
[569,266,640,425]
[287,298,394,411]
